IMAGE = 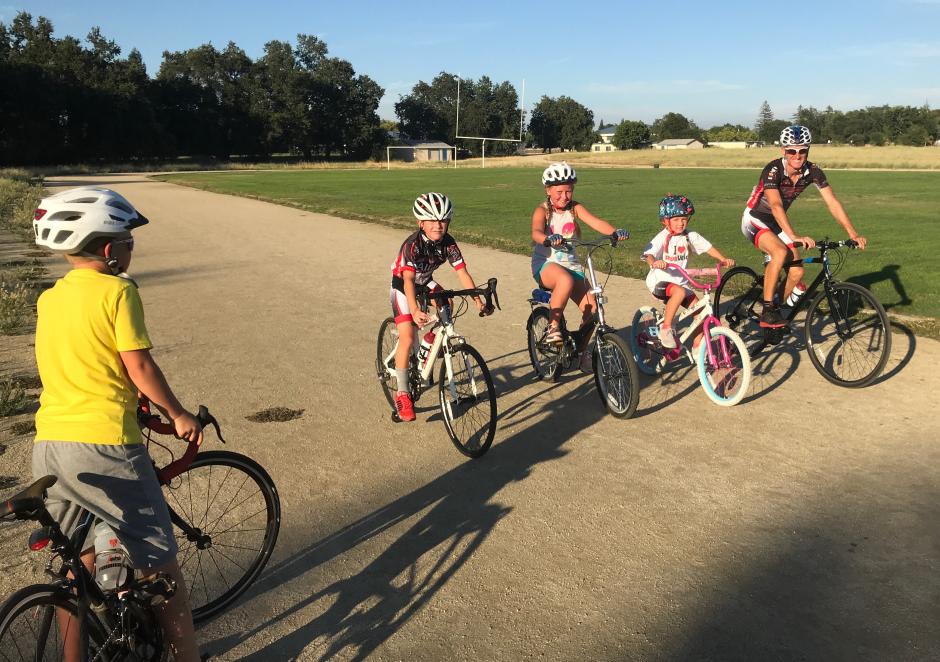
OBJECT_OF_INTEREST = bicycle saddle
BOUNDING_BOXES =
[0,475,57,520]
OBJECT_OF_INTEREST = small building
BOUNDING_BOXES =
[386,133,455,162]
[591,124,619,153]
[653,138,704,150]
[708,141,749,150]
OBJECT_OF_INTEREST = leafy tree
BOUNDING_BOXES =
[612,120,651,149]
[899,125,929,146]
[704,123,757,143]
[528,95,594,151]
[651,112,701,141]
[394,73,519,156]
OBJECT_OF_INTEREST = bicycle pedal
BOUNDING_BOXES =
[391,411,402,423]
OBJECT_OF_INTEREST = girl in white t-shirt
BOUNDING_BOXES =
[642,194,734,349]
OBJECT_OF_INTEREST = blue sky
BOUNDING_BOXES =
[5,0,940,128]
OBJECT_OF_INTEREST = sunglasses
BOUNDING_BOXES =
[422,219,450,225]
[111,237,134,251]
[784,148,809,156]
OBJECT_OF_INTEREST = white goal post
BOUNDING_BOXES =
[455,76,526,168]
[386,145,457,170]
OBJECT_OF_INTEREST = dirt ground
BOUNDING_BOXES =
[1,174,938,661]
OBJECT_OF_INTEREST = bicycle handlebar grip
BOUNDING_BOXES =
[844,239,858,249]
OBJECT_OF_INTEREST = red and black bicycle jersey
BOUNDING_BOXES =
[390,230,465,291]
[745,158,829,224]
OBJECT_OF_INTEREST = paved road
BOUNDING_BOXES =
[2,174,938,661]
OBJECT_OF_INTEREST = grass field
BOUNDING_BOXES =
[158,167,940,320]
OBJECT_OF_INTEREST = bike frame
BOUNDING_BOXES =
[528,237,619,349]
[381,279,498,404]
[642,265,730,370]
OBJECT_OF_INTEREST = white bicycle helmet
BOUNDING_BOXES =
[780,125,813,147]
[33,186,149,254]
[412,192,453,221]
[542,162,577,186]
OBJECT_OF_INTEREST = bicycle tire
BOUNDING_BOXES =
[526,307,562,382]
[163,450,281,623]
[696,326,752,407]
[803,281,891,388]
[438,343,497,458]
[592,332,641,419]
[630,306,665,375]
[0,584,108,660]
[376,316,399,409]
[713,266,766,356]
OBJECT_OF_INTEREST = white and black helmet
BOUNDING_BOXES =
[412,192,453,221]
[780,125,813,147]
[542,161,577,186]
[33,186,149,254]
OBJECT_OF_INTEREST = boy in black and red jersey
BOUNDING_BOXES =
[741,125,867,328]
[388,192,489,421]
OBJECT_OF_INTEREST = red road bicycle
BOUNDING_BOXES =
[0,403,280,659]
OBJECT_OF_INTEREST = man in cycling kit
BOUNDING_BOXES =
[741,124,867,328]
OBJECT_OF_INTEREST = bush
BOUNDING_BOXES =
[0,281,34,334]
[0,176,44,239]
[0,377,29,417]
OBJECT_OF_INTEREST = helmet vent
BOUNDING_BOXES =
[53,230,74,244]
[68,197,100,204]
[107,200,133,214]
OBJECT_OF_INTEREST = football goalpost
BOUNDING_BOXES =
[386,145,457,170]
[455,77,526,168]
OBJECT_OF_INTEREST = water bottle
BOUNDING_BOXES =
[417,330,435,367]
[93,522,131,592]
[786,283,806,306]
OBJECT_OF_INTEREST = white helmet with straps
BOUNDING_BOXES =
[33,186,149,254]
[780,125,813,147]
[542,161,577,186]
[412,192,453,221]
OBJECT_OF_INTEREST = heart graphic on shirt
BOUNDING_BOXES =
[677,245,686,254]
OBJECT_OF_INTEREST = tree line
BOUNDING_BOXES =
[1,11,938,165]
[0,12,384,164]
[603,101,939,150]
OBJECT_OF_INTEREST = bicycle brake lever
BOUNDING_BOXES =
[196,405,226,443]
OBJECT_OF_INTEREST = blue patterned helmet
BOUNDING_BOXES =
[659,194,695,220]
[780,125,812,146]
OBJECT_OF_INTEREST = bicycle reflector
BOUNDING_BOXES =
[28,526,53,551]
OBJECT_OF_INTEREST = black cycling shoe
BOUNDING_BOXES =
[759,303,786,329]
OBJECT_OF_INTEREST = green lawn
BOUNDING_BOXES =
[157,167,940,320]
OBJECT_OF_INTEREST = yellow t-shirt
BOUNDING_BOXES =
[34,269,153,445]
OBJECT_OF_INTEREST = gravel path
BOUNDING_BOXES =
[1,174,938,661]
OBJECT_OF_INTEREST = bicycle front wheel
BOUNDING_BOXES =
[0,584,107,660]
[163,450,281,623]
[696,326,752,406]
[630,306,664,375]
[526,307,562,381]
[438,343,497,458]
[713,266,765,355]
[376,316,400,409]
[593,332,640,419]
[804,282,891,388]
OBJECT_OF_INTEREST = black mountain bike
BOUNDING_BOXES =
[713,239,891,388]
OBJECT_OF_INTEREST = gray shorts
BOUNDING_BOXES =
[32,441,177,569]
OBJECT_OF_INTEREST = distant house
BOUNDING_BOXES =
[387,131,454,162]
[653,138,704,150]
[592,124,619,152]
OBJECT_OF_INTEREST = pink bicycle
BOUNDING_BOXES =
[629,264,752,407]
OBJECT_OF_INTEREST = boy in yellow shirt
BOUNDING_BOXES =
[32,186,202,661]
